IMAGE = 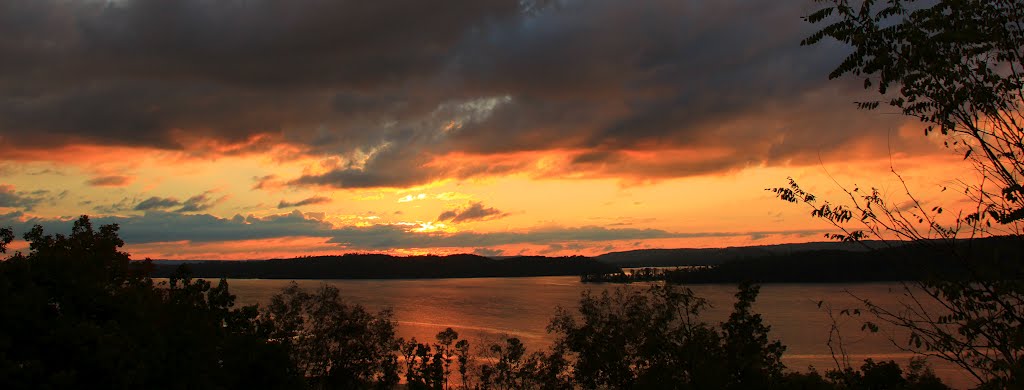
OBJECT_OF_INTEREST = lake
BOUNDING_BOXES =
[214,277,974,388]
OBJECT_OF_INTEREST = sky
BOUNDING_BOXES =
[0,0,978,259]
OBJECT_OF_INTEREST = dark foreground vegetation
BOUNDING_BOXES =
[150,254,621,280]
[0,217,954,389]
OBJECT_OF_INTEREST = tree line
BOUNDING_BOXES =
[581,237,1022,284]
[148,254,620,280]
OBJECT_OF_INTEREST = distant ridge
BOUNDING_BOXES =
[595,241,887,268]
[148,241,887,266]
[150,253,620,279]
[582,236,1023,284]
[146,239,1010,281]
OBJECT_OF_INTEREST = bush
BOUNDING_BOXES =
[0,216,299,389]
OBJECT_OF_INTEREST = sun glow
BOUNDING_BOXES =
[411,221,454,233]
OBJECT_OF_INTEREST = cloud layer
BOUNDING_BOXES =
[0,211,827,253]
[0,0,934,189]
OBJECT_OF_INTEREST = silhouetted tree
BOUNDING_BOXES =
[436,328,459,390]
[825,358,950,390]
[783,0,1024,387]
[474,336,571,390]
[455,339,474,389]
[0,216,299,389]
[402,337,446,390]
[0,227,12,254]
[721,282,786,388]
[547,284,731,389]
[399,328,470,390]
[262,282,401,389]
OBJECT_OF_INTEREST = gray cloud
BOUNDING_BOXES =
[94,196,135,214]
[177,192,224,213]
[437,202,506,223]
[86,175,133,187]
[134,196,180,211]
[278,196,332,209]
[0,185,48,211]
[473,247,505,257]
[131,191,224,213]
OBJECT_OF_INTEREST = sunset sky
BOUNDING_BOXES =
[0,0,978,259]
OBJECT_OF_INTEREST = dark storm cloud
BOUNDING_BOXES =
[443,1,928,173]
[0,211,830,250]
[263,0,929,188]
[278,196,332,209]
[437,202,506,223]
[0,0,527,149]
[0,0,926,187]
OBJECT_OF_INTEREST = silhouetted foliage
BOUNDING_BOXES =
[722,283,787,387]
[0,227,12,254]
[0,216,299,389]
[546,283,769,389]
[473,336,571,390]
[263,283,400,389]
[824,358,950,390]
[780,0,1024,386]
[804,0,1024,226]
[402,335,459,390]
[541,282,945,390]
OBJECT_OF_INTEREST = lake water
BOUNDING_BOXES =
[215,277,974,388]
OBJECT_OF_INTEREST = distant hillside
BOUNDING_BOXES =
[146,238,1015,282]
[596,241,887,268]
[150,254,621,279]
[586,236,1023,284]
